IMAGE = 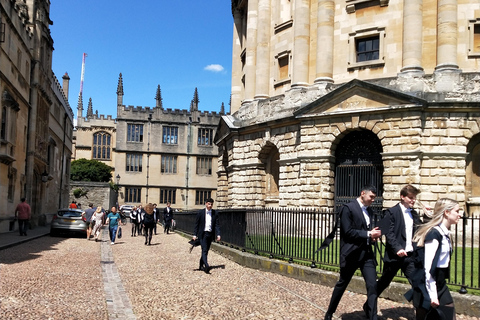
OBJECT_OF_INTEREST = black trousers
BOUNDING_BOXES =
[327,257,378,320]
[199,231,213,269]
[144,223,155,244]
[377,255,415,296]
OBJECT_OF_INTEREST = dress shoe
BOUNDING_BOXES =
[324,313,333,320]
[204,266,211,274]
[362,302,370,318]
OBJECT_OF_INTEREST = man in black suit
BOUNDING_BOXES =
[376,184,422,296]
[192,198,221,274]
[163,202,174,234]
[325,186,381,320]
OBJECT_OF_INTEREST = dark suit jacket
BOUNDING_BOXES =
[384,203,422,262]
[339,199,375,268]
[193,208,220,239]
[163,206,173,222]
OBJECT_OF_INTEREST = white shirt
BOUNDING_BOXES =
[357,199,370,227]
[204,209,212,232]
[400,203,414,252]
[424,224,451,302]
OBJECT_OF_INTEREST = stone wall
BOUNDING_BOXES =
[69,182,116,212]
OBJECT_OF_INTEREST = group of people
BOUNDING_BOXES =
[324,185,463,320]
[82,203,123,244]
[127,202,175,245]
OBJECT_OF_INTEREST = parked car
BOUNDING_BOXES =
[50,209,87,236]
[120,205,135,216]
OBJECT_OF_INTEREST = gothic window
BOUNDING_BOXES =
[196,157,212,175]
[195,190,212,205]
[8,167,16,202]
[126,153,143,172]
[160,188,176,204]
[92,131,111,160]
[125,187,141,203]
[259,143,280,199]
[161,155,177,174]
[1,106,6,140]
[127,124,143,142]
[163,126,178,144]
[198,128,213,146]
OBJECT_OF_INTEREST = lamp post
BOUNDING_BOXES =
[115,174,120,209]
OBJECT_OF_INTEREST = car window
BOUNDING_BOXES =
[58,211,82,217]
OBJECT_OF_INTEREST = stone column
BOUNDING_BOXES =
[254,0,271,100]
[244,0,258,102]
[435,0,459,71]
[400,0,424,75]
[292,0,310,88]
[314,0,334,84]
[231,8,244,114]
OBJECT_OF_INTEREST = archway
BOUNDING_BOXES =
[334,130,384,213]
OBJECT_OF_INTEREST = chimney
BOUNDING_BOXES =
[62,72,70,100]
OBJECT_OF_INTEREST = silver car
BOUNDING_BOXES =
[50,209,87,236]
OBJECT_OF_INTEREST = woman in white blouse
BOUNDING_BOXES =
[412,198,462,320]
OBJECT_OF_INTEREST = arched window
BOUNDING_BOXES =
[92,131,111,160]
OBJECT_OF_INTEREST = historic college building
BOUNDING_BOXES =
[73,73,226,211]
[0,0,74,232]
[216,0,480,213]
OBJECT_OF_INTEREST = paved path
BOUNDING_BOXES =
[1,225,479,320]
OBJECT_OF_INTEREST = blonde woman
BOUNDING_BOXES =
[412,198,462,320]
[91,207,105,242]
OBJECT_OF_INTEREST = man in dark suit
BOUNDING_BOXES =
[163,202,174,234]
[325,186,381,320]
[192,198,221,274]
[376,184,422,296]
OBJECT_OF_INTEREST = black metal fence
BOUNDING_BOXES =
[174,207,480,292]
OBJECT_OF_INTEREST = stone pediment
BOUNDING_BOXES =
[294,79,426,118]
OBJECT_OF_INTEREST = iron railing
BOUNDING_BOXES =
[174,207,480,293]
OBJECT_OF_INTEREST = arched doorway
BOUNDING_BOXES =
[334,130,384,213]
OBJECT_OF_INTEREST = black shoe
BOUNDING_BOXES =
[363,302,370,318]
[324,313,333,320]
[145,241,147,245]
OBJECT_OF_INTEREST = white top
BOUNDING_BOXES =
[424,224,451,302]
[204,209,212,232]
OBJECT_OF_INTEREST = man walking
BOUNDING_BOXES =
[82,203,96,240]
[376,184,422,296]
[324,186,381,320]
[15,198,31,236]
[192,198,220,274]
[163,202,174,234]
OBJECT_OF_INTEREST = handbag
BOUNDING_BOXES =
[118,226,122,239]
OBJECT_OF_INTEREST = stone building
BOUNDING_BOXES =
[73,73,226,211]
[216,0,480,212]
[0,0,74,232]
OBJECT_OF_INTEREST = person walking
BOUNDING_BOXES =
[82,203,96,240]
[130,206,139,236]
[91,206,105,242]
[192,198,221,274]
[106,206,122,245]
[376,185,423,297]
[163,202,174,234]
[141,203,156,245]
[137,205,144,236]
[69,200,77,209]
[410,198,462,320]
[324,186,382,320]
[15,198,31,236]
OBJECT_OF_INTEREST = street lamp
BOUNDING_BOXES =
[115,174,120,209]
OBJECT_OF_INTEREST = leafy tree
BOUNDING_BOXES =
[70,158,113,182]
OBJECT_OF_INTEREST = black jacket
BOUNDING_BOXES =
[193,208,220,239]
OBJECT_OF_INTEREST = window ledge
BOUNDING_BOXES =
[274,78,291,88]
[348,60,385,71]
[346,0,389,14]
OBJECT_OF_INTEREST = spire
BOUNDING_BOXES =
[86,97,94,118]
[155,84,163,109]
[117,73,124,106]
[220,102,225,115]
[190,87,199,112]
[77,92,83,119]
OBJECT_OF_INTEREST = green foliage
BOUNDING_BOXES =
[70,158,113,182]
[73,188,88,198]
[109,181,119,192]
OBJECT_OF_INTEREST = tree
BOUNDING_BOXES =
[70,158,113,182]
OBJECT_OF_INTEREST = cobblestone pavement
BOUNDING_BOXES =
[1,226,479,320]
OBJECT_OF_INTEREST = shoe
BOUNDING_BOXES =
[111,242,114,245]
[362,302,370,318]
[204,265,211,274]
[324,313,333,320]
[145,241,147,245]
[95,238,98,242]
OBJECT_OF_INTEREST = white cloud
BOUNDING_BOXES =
[204,64,224,72]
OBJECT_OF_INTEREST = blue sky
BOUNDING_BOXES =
[50,1,233,119]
